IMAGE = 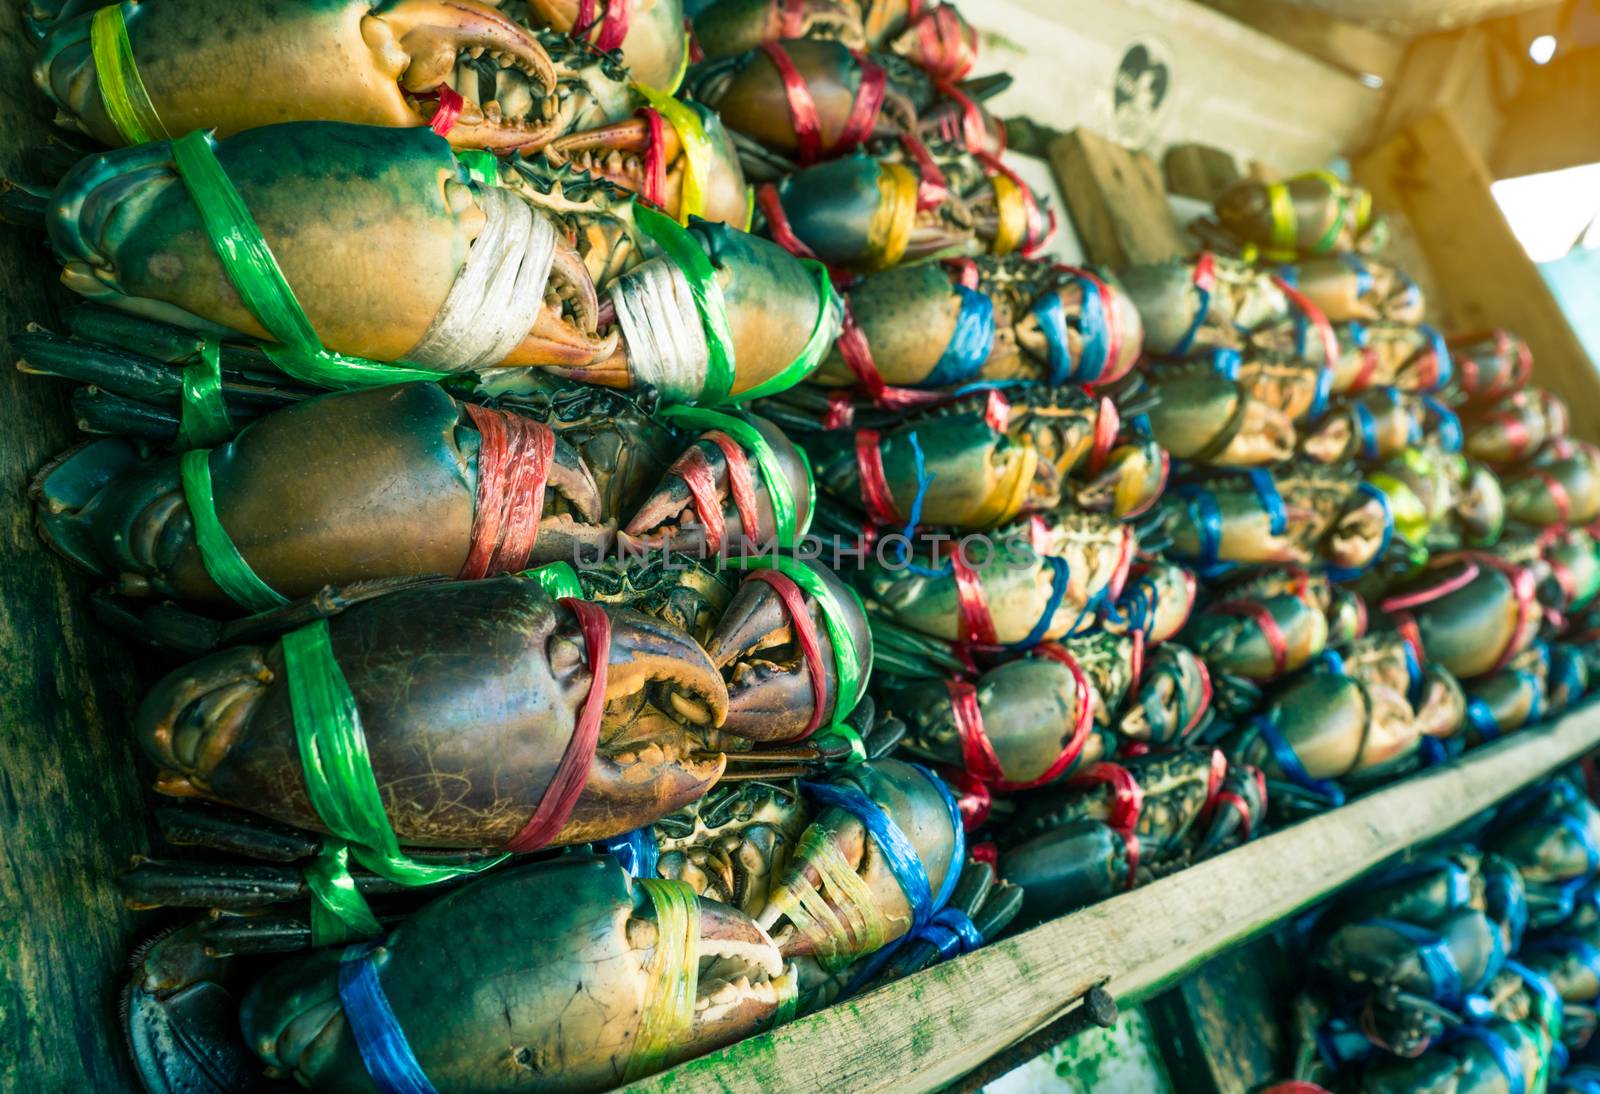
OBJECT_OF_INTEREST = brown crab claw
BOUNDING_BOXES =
[377,0,562,152]
[680,895,794,1051]
[137,646,275,798]
[704,563,872,743]
[1325,491,1390,573]
[529,433,617,562]
[619,416,813,557]
[601,606,731,730]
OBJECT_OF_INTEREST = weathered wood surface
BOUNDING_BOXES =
[628,702,1600,1094]
[0,7,154,1090]
[1049,128,1186,270]
[1491,46,1600,179]
[1366,26,1519,159]
[1273,0,1560,36]
[1194,0,1404,85]
[1355,111,1600,443]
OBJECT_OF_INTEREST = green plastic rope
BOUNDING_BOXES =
[283,619,509,887]
[305,839,383,946]
[177,339,234,449]
[728,259,839,403]
[725,555,868,719]
[521,561,584,601]
[656,406,807,548]
[179,448,286,612]
[168,130,448,390]
[633,205,735,405]
[624,877,700,1080]
[91,3,167,144]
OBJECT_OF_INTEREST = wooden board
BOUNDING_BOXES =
[0,4,156,1090]
[1365,27,1517,159]
[628,701,1600,1094]
[1491,46,1600,179]
[1162,143,1244,204]
[963,0,1385,174]
[1048,128,1186,270]
[1355,110,1600,443]
[1194,0,1404,85]
[1274,0,1561,36]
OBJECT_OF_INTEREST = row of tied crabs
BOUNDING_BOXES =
[4,1,1599,1092]
[1257,773,1600,1094]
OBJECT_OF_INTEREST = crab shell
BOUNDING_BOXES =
[1397,557,1537,679]
[1464,390,1569,466]
[240,856,791,1092]
[998,819,1126,926]
[1143,373,1296,467]
[1490,795,1600,887]
[1119,257,1289,357]
[1181,589,1330,681]
[1298,387,1421,465]
[1281,255,1425,325]
[1340,634,1467,745]
[133,576,736,847]
[1213,174,1367,256]
[500,0,686,90]
[759,759,958,960]
[36,0,585,153]
[1448,330,1534,409]
[1317,907,1503,1007]
[543,99,752,226]
[1237,672,1420,783]
[620,413,814,556]
[888,657,1090,786]
[1362,1019,1544,1093]
[703,559,874,742]
[1503,441,1600,527]
[49,121,607,366]
[763,154,973,272]
[1327,322,1447,396]
[1102,561,1198,645]
[694,0,870,57]
[1074,636,1212,744]
[33,383,630,603]
[1463,660,1546,743]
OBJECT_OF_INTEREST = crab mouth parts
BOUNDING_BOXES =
[402,43,561,143]
[693,940,792,1026]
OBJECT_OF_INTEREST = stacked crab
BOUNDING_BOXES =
[1101,171,1600,829]
[6,1,1035,1091]
[1273,772,1600,1093]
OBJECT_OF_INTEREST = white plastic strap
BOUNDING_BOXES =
[406,186,556,369]
[608,256,709,402]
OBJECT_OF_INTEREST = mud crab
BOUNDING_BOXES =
[1211,171,1373,261]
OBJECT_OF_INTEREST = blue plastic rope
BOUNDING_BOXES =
[1209,347,1241,381]
[1467,697,1501,741]
[1252,716,1345,806]
[1423,395,1463,452]
[1031,290,1073,385]
[1353,401,1379,461]
[1364,918,1463,1006]
[1178,486,1224,566]
[1339,252,1374,298]
[925,285,996,387]
[911,906,984,961]
[1170,278,1213,358]
[1248,469,1287,535]
[1505,958,1562,1039]
[1447,1025,1525,1094]
[1070,273,1109,383]
[1015,555,1071,650]
[339,942,439,1094]
[1420,324,1453,390]
[601,827,660,878]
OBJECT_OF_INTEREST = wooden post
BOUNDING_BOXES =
[1047,128,1186,270]
[631,702,1600,1094]
[0,5,153,1089]
[1162,143,1244,204]
[1355,110,1600,441]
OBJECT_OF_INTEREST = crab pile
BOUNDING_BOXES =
[2,2,1596,1092]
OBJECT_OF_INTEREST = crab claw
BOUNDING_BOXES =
[240,857,793,1092]
[1072,438,1169,520]
[704,561,872,743]
[522,0,688,90]
[620,415,813,557]
[544,103,750,226]
[1325,488,1390,575]
[758,760,957,960]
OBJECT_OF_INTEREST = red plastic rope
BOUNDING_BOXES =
[745,569,828,739]
[1491,410,1531,460]
[778,0,806,37]
[1199,747,1227,821]
[947,677,1005,783]
[430,83,464,137]
[938,79,994,154]
[1271,274,1339,379]
[1348,339,1380,393]
[835,300,947,409]
[1394,612,1424,667]
[503,598,610,851]
[672,444,728,554]
[915,5,974,80]
[984,389,1011,434]
[1068,762,1144,831]
[1110,522,1136,602]
[705,431,763,546]
[854,428,902,525]
[950,550,998,645]
[636,106,667,210]
[1128,627,1145,689]
[1088,394,1119,476]
[975,150,1054,256]
[1186,656,1213,736]
[838,51,887,150]
[1209,599,1290,676]
[824,390,855,429]
[461,404,554,579]
[757,182,823,262]
[574,0,629,52]
[1538,469,1573,523]
[1118,828,1140,889]
[1057,265,1123,384]
[759,43,884,163]
[968,837,997,864]
[897,130,950,210]
[1379,560,1480,614]
[941,765,993,830]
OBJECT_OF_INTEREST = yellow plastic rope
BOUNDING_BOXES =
[771,824,889,971]
[626,878,700,1081]
[634,85,712,224]
[91,3,168,144]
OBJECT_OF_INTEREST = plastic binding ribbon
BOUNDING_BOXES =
[91,3,169,145]
[177,339,234,450]
[180,448,288,612]
[1364,917,1463,1006]
[725,554,868,722]
[340,941,440,1094]
[624,878,700,1081]
[1251,716,1346,807]
[633,86,711,223]
[1170,253,1217,357]
[1446,1025,1526,1094]
[1323,481,1393,583]
[306,840,384,945]
[167,130,448,390]
[521,561,584,602]
[601,826,660,878]
[657,406,810,547]
[285,618,511,884]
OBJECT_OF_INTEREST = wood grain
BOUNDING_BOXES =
[629,703,1600,1093]
[0,6,154,1089]
[1355,111,1600,443]
[1049,128,1186,270]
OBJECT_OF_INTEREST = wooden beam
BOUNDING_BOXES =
[1048,128,1185,270]
[0,2,154,1089]
[1194,0,1404,85]
[1367,26,1517,159]
[1162,143,1243,204]
[1492,46,1600,178]
[1355,110,1600,442]
[628,702,1600,1094]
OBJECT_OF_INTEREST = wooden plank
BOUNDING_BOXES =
[1275,0,1561,36]
[0,3,155,1089]
[1355,110,1600,443]
[1162,143,1243,204]
[1367,26,1516,159]
[1492,46,1600,179]
[629,702,1600,1094]
[1048,127,1186,270]
[1194,0,1404,86]
[965,0,1385,174]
